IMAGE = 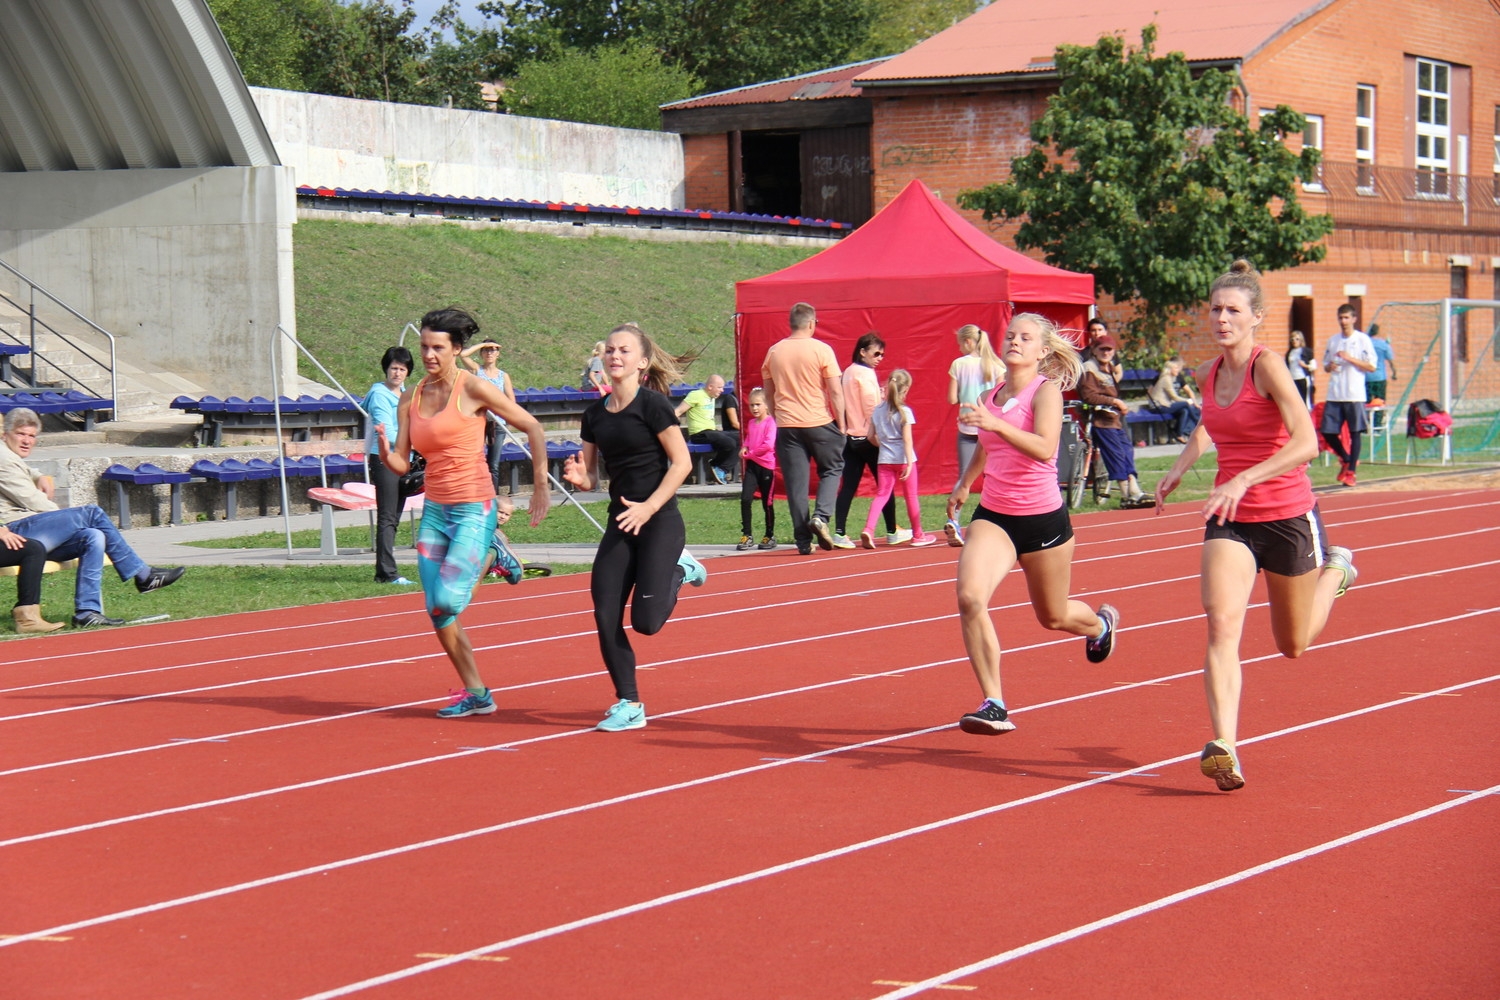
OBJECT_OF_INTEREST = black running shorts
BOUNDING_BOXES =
[970,503,1074,555]
[1202,504,1329,576]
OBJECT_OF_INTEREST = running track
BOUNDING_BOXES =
[2,489,1497,999]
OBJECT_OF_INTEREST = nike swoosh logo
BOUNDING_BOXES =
[1043,534,1062,547]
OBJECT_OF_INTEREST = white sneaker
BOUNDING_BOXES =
[829,533,857,550]
[887,528,913,546]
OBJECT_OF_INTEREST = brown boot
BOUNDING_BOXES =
[12,605,65,634]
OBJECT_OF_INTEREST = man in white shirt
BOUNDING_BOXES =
[1320,303,1378,486]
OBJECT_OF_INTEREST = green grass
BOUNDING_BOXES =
[293,219,820,395]
[1,456,1472,636]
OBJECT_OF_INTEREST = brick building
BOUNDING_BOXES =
[854,0,1500,384]
[668,0,1500,399]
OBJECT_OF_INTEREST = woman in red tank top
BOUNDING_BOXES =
[378,308,551,720]
[1156,261,1358,792]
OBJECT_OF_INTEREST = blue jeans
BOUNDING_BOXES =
[7,506,148,614]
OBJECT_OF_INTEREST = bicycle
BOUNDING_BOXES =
[1061,401,1113,509]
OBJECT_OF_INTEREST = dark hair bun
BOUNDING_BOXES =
[1230,259,1258,275]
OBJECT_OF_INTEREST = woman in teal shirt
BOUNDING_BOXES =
[364,345,414,585]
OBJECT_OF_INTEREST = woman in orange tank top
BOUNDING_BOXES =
[1155,261,1357,792]
[378,308,551,719]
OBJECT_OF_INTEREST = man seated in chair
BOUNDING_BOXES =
[0,408,184,627]
[675,374,740,485]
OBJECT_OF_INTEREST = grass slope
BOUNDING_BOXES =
[293,219,821,394]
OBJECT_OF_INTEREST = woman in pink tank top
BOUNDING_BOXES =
[1156,261,1358,792]
[942,313,1122,738]
[378,308,552,720]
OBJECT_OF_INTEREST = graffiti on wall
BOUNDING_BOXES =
[880,146,959,169]
[809,154,871,179]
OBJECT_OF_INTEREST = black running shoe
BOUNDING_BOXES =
[1085,604,1118,663]
[136,566,185,593]
[72,611,124,628]
[958,701,1016,735]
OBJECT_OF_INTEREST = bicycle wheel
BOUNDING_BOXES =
[1069,442,1090,508]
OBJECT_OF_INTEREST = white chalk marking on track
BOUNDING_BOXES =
[1,625,1494,958]
[867,783,1500,1000]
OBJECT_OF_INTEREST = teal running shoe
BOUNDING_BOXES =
[678,550,707,587]
[437,689,495,718]
[490,527,523,585]
[597,699,646,731]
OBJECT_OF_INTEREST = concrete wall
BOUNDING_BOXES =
[0,165,298,396]
[251,87,686,210]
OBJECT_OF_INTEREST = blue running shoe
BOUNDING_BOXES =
[597,699,646,731]
[490,527,523,585]
[678,550,707,587]
[437,689,495,718]
[1085,604,1119,663]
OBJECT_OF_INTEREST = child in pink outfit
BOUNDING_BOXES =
[860,369,936,548]
[738,387,779,550]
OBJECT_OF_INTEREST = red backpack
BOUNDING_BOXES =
[1406,399,1453,439]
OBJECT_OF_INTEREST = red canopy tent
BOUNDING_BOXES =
[734,178,1095,492]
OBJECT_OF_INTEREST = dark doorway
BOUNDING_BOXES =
[740,132,801,217]
[1290,296,1315,354]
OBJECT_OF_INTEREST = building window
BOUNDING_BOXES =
[1355,85,1376,194]
[1302,114,1325,191]
[1492,105,1499,204]
[1416,58,1451,196]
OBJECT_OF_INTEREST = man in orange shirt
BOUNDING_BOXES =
[762,302,845,555]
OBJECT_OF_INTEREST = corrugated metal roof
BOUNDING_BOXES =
[0,0,277,172]
[855,0,1331,84]
[662,57,890,111]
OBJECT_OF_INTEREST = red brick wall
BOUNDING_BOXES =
[683,134,729,211]
[862,0,1500,392]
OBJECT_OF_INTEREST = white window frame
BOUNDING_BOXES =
[1301,113,1325,192]
[1355,85,1376,195]
[1415,57,1452,197]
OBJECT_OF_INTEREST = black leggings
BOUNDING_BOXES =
[835,436,895,535]
[0,537,48,607]
[590,504,687,702]
[740,460,776,537]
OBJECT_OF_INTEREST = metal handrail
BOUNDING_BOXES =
[270,323,372,557]
[0,258,117,406]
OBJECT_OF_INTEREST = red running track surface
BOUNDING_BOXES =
[2,489,1497,999]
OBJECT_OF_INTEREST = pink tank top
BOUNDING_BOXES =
[407,371,494,505]
[1201,346,1313,522]
[977,375,1060,516]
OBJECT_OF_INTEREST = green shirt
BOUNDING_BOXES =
[680,389,717,435]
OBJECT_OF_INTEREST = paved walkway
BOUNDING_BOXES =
[117,443,1197,570]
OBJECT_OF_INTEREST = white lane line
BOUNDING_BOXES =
[1,625,1493,963]
[867,784,1500,1000]
[9,549,1495,779]
[4,492,1492,684]
[6,514,1495,720]
[282,685,1500,1000]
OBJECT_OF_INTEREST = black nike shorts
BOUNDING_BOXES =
[970,502,1074,555]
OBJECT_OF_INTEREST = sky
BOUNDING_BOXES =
[406,0,492,31]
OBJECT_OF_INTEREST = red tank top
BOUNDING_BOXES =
[1201,346,1313,522]
[407,371,494,504]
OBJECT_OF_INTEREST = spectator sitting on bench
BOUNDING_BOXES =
[0,408,184,628]
[1,522,64,633]
[675,374,739,484]
[1147,356,1202,443]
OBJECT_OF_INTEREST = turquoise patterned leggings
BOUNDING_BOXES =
[416,498,497,629]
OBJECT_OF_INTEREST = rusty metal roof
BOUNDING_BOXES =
[661,57,890,110]
[855,0,1332,85]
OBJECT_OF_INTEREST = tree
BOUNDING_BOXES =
[297,0,427,104]
[480,0,876,93]
[206,0,313,90]
[957,25,1333,353]
[855,0,980,60]
[505,45,699,131]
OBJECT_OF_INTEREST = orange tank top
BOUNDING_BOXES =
[407,371,494,504]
